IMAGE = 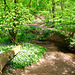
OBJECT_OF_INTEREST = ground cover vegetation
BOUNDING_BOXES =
[0,45,16,54]
[0,43,46,69]
[9,43,46,69]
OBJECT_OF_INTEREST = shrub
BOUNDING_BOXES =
[9,43,46,69]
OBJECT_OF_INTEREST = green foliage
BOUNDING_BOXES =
[0,24,42,44]
[29,8,38,15]
[38,35,46,41]
[18,33,37,41]
[0,45,16,54]
[9,43,46,69]
[0,3,35,31]
[70,40,75,46]
[39,11,50,16]
[38,28,66,41]
[18,25,42,41]
[4,69,13,74]
[0,37,10,44]
[39,29,50,40]
[70,35,75,47]
[50,30,66,37]
[0,0,75,49]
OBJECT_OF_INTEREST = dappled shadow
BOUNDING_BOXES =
[50,41,75,54]
[24,52,75,75]
[2,41,75,75]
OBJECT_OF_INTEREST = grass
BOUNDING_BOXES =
[9,43,46,69]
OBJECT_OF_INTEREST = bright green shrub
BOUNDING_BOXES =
[9,43,46,69]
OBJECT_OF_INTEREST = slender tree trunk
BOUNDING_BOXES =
[4,0,7,11]
[4,0,6,4]
[4,0,10,12]
[3,0,18,45]
[37,0,39,10]
[9,0,18,45]
[47,0,50,11]
[14,0,18,3]
[3,0,16,44]
[52,0,55,23]
[27,0,32,7]
[9,30,18,45]
[60,0,64,17]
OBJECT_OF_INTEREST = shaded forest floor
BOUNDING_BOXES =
[2,16,75,75]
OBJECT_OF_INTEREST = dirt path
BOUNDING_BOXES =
[25,41,75,75]
[2,16,75,75]
[3,41,75,75]
[28,15,56,30]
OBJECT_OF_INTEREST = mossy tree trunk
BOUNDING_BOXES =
[0,45,21,75]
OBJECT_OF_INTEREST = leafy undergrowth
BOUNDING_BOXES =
[70,37,75,47]
[18,25,42,41]
[0,45,16,54]
[9,43,46,69]
[38,28,66,41]
[0,25,42,44]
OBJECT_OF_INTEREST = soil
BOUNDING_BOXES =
[2,16,75,75]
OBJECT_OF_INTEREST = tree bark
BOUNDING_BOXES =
[14,0,18,3]
[9,0,18,44]
[4,0,10,12]
[0,45,22,74]
[60,0,64,17]
[37,0,39,10]
[52,0,55,23]
[27,0,32,7]
[3,0,18,44]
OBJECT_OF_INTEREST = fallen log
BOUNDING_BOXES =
[0,45,22,74]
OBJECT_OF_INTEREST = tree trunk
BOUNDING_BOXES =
[37,0,39,10]
[4,0,10,12]
[3,0,18,44]
[0,45,22,75]
[8,0,18,44]
[14,0,18,3]
[27,0,32,7]
[52,0,55,23]
[60,0,64,17]
[9,30,18,45]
